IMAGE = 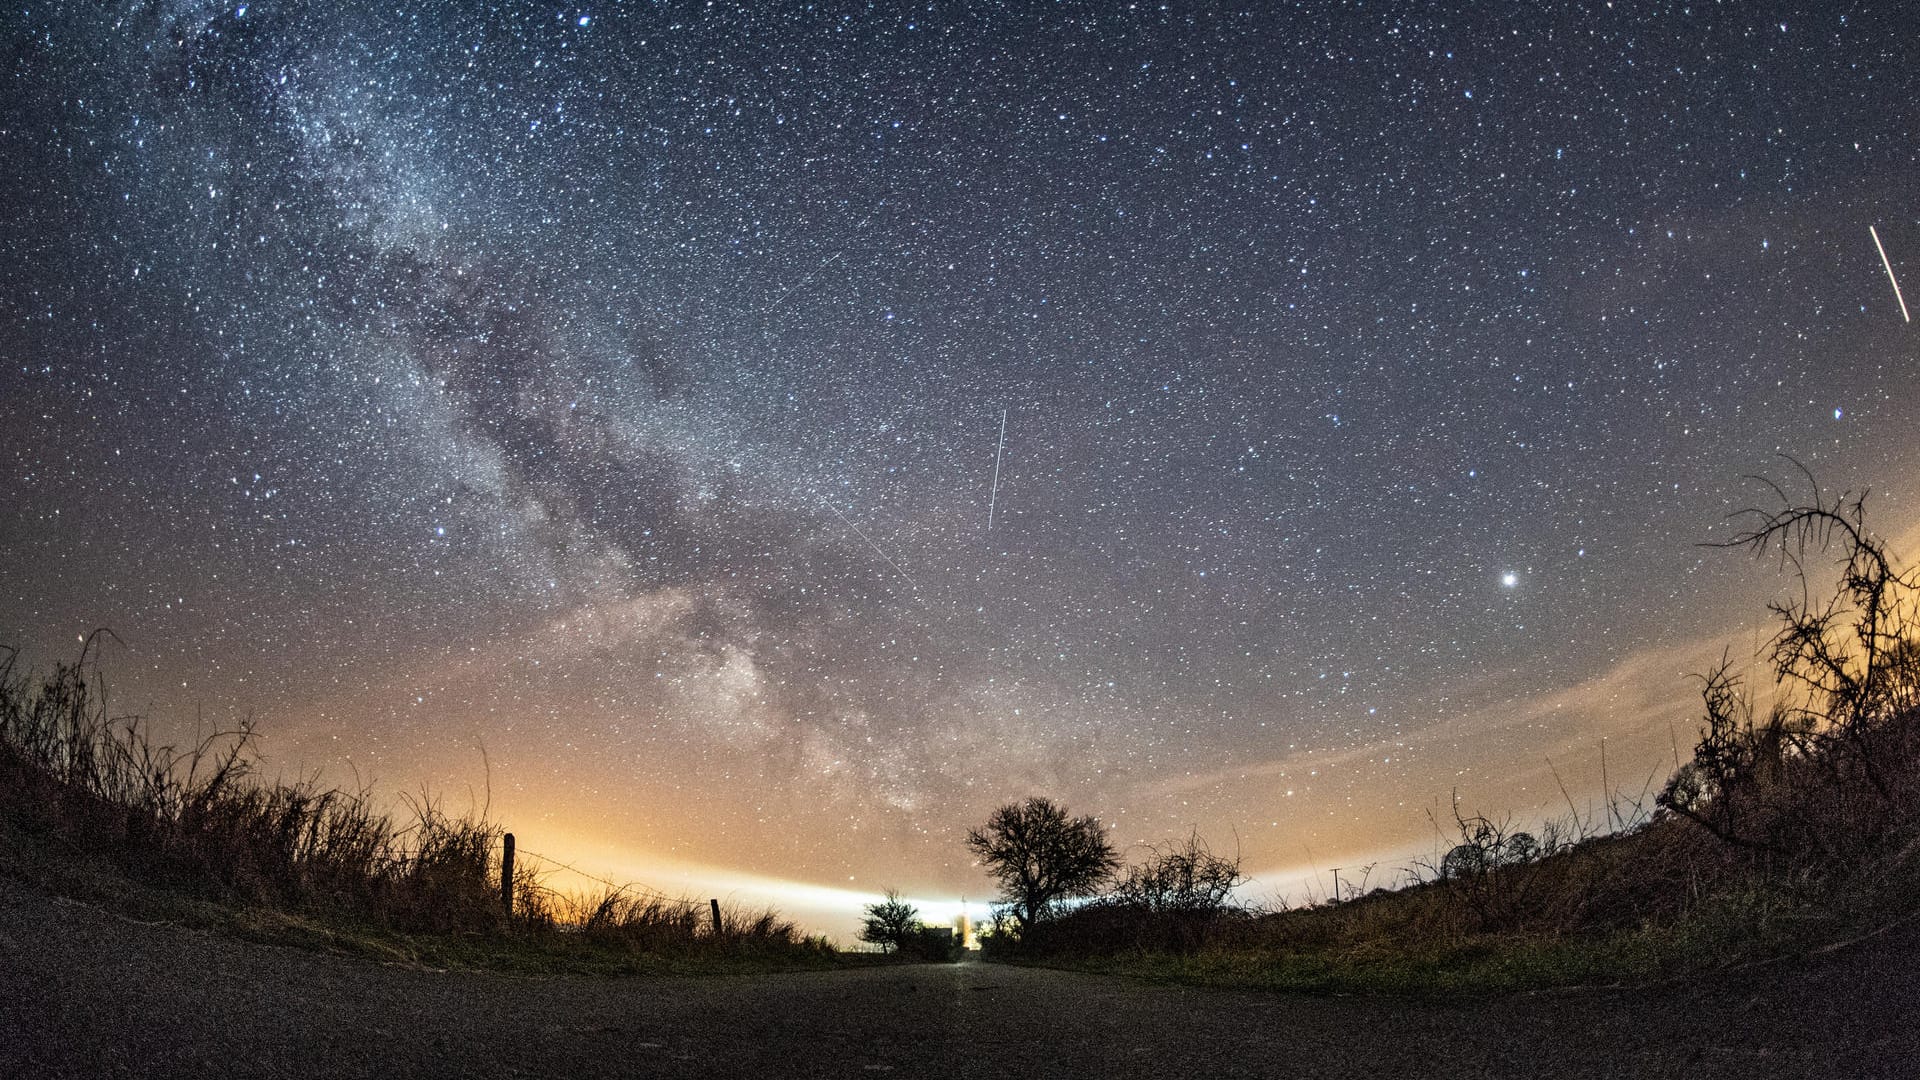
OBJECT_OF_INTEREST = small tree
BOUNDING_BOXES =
[966,796,1119,934]
[859,889,919,953]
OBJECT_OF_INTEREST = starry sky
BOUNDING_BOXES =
[4,2,1919,932]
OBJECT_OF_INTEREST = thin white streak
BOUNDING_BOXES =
[823,500,921,597]
[987,407,1007,532]
[764,203,885,315]
[1871,225,1911,323]
[765,251,842,314]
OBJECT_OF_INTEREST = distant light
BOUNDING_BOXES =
[578,14,591,26]
[1501,572,1519,588]
[1834,407,1844,420]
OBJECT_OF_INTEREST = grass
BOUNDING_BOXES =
[1030,882,1866,997]
[1000,801,1920,997]
[11,482,1917,994]
[988,485,1920,995]
[0,638,841,975]
[997,701,1920,994]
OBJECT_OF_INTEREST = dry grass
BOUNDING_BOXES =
[1003,482,1920,992]
[1011,771,1920,995]
[0,638,826,966]
[518,881,813,959]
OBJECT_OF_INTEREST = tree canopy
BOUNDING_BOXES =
[965,796,1119,933]
[858,889,920,953]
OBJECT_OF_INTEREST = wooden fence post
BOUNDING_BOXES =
[501,833,516,918]
[710,897,723,937]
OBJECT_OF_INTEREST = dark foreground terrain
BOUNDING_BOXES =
[2,882,1915,1080]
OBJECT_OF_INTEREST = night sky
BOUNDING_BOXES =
[4,2,1919,931]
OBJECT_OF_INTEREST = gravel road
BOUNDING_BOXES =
[3,882,1915,1079]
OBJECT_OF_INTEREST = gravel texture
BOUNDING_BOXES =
[3,883,1916,1079]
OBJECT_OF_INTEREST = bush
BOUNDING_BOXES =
[1004,831,1248,956]
[1112,831,1245,915]
[898,924,961,962]
[1658,478,1920,870]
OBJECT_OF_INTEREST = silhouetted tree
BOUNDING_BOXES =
[858,889,919,953]
[966,796,1119,934]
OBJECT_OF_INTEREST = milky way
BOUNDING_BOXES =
[4,2,1919,923]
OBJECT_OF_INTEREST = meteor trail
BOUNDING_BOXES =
[987,408,1007,532]
[1870,225,1911,323]
[764,203,889,315]
[823,499,921,597]
[765,251,843,314]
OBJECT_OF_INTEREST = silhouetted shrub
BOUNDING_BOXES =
[1005,831,1249,956]
[1659,475,1920,871]
[1113,831,1245,915]
[898,924,961,961]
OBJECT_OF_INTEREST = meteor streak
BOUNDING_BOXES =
[1870,225,1911,323]
[987,408,1007,532]
[765,251,843,314]
[823,499,920,597]
[764,203,889,315]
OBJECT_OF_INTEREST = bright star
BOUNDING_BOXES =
[1501,572,1519,588]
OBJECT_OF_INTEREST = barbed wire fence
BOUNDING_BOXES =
[494,836,730,934]
[514,845,693,907]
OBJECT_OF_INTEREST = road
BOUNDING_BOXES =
[2,882,1915,1078]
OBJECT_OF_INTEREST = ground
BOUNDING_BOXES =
[2,882,1915,1079]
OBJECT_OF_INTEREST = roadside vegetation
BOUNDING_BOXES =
[0,640,834,975]
[857,889,962,960]
[965,476,1920,994]
[14,469,1920,993]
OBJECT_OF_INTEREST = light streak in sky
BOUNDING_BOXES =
[823,499,921,597]
[764,202,888,315]
[1870,225,1911,323]
[987,408,1007,531]
[764,251,842,314]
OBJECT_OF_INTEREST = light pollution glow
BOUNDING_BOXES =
[5,2,1920,943]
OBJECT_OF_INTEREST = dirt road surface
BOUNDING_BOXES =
[2,883,1915,1078]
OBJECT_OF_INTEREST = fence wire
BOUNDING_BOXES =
[512,845,697,908]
